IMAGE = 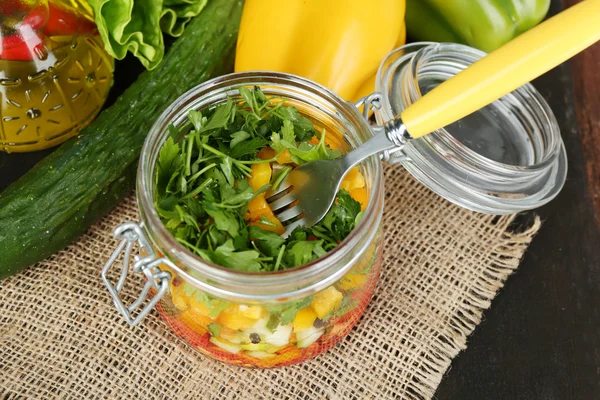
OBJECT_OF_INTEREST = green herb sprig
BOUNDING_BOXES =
[155,87,363,272]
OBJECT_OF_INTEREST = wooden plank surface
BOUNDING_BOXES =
[565,0,600,226]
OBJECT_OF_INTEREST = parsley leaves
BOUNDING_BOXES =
[270,119,342,164]
[155,87,363,272]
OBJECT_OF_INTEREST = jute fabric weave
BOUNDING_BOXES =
[0,165,540,399]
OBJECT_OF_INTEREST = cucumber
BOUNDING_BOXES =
[296,327,325,348]
[264,324,293,347]
[210,337,241,354]
[245,351,275,360]
[0,0,244,278]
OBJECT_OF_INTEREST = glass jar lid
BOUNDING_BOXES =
[374,42,567,214]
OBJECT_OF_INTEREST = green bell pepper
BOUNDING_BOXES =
[405,0,551,52]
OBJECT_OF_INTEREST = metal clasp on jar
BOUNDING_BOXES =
[353,92,410,164]
[101,222,172,326]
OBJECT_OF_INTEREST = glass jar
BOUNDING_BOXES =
[0,0,114,152]
[102,43,566,367]
[103,72,385,368]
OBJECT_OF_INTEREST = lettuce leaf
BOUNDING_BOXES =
[161,0,208,37]
[88,0,208,70]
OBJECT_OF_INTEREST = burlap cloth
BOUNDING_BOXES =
[0,165,540,399]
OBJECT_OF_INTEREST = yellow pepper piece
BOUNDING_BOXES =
[189,295,212,317]
[171,285,190,311]
[257,146,295,164]
[235,0,406,101]
[247,194,285,235]
[307,133,344,151]
[257,147,275,160]
[340,167,366,192]
[276,149,293,164]
[178,311,209,334]
[246,194,270,221]
[184,296,215,328]
[338,274,368,291]
[349,187,369,211]
[246,161,285,234]
[311,286,344,319]
[293,308,318,331]
[237,304,265,319]
[217,304,261,331]
[249,162,272,191]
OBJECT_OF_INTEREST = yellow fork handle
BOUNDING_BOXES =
[400,0,600,139]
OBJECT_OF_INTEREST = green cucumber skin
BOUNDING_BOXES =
[0,0,244,278]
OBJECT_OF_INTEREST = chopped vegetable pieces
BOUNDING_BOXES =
[311,287,344,319]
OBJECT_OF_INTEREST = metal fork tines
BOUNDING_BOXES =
[266,179,306,236]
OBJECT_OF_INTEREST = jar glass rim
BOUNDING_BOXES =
[137,71,384,298]
[405,42,561,170]
[376,42,567,214]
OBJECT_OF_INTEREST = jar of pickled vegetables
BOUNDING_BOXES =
[0,0,114,152]
[103,43,566,368]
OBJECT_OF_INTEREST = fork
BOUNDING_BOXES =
[266,0,600,235]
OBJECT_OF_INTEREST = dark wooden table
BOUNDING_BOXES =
[1,1,598,398]
[436,1,600,399]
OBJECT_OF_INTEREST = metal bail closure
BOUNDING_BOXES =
[101,222,173,326]
[353,92,409,164]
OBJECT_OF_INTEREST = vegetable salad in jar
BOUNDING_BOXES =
[153,86,380,367]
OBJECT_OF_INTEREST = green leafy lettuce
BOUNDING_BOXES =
[88,0,208,69]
